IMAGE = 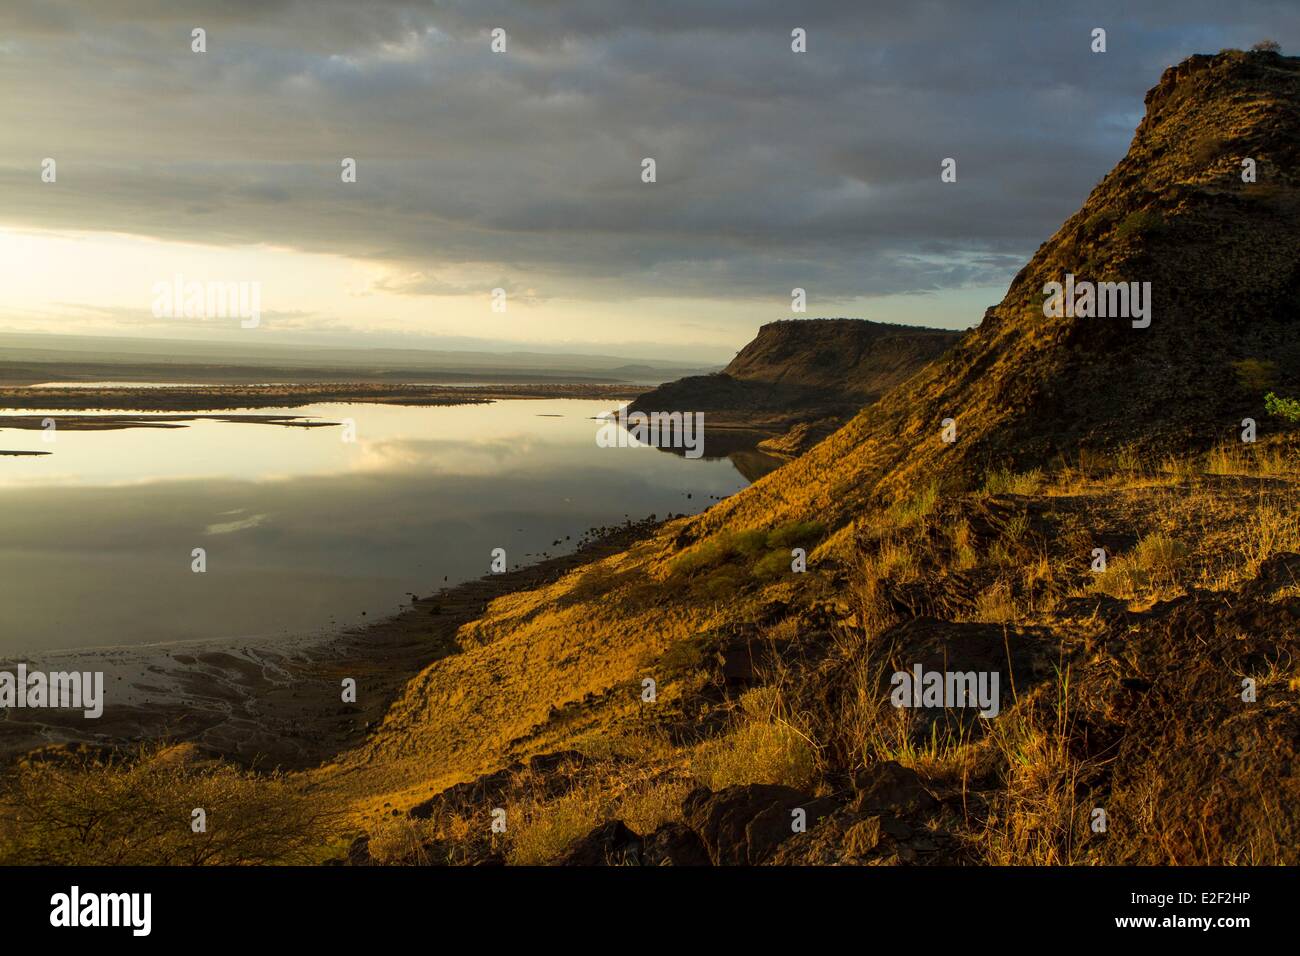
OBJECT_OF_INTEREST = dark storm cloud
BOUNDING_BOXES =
[1,0,1297,303]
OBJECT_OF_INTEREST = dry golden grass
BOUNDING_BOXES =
[368,816,436,865]
[1091,533,1189,599]
[979,667,1095,865]
[1242,501,1300,575]
[974,581,1017,624]
[690,688,818,792]
[506,786,608,866]
[616,779,693,835]
[1204,441,1296,477]
[948,518,978,570]
[887,480,940,526]
[982,467,1044,496]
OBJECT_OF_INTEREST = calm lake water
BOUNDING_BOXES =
[0,399,756,655]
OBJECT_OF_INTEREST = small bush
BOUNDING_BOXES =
[1083,209,1118,236]
[1093,534,1188,597]
[693,688,817,791]
[1114,210,1166,241]
[1133,534,1188,576]
[889,481,940,525]
[1265,392,1300,423]
[752,549,795,581]
[656,637,707,681]
[767,520,825,550]
[1252,40,1282,53]
[699,563,748,600]
[983,467,1043,496]
[617,780,693,835]
[669,521,826,590]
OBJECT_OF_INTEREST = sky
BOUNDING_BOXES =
[1,1,1297,363]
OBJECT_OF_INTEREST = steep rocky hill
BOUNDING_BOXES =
[721,318,958,396]
[689,50,1300,543]
[627,319,959,454]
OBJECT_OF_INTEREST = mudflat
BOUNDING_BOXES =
[0,518,663,769]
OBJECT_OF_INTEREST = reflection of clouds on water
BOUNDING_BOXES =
[350,434,544,474]
[204,512,268,535]
[0,400,753,653]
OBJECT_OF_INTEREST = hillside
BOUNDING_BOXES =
[627,318,960,455]
[293,50,1300,868]
[686,49,1300,538]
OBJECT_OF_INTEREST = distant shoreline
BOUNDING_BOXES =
[0,381,647,413]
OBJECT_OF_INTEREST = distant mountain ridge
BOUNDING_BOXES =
[628,318,961,454]
[723,318,959,395]
[0,331,717,386]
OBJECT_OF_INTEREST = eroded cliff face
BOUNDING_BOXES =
[628,318,960,454]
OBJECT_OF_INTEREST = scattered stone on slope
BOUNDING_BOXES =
[1242,551,1300,598]
[557,820,643,866]
[642,823,712,866]
[681,784,838,865]
[849,761,939,817]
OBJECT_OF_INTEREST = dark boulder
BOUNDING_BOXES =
[642,822,711,866]
[346,835,373,866]
[682,784,835,865]
[849,760,938,817]
[557,820,643,866]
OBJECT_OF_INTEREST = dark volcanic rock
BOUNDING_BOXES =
[642,823,712,866]
[682,784,837,865]
[408,764,519,819]
[557,820,643,866]
[1243,551,1300,598]
[849,761,939,817]
[346,835,373,866]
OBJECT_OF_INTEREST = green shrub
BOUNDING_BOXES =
[752,549,795,582]
[1083,209,1118,235]
[669,521,827,589]
[1114,210,1167,241]
[888,481,940,525]
[768,520,825,550]
[1265,392,1300,423]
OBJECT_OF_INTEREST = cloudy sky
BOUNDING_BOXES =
[1,1,1296,362]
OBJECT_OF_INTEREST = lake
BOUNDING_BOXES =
[0,399,757,655]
